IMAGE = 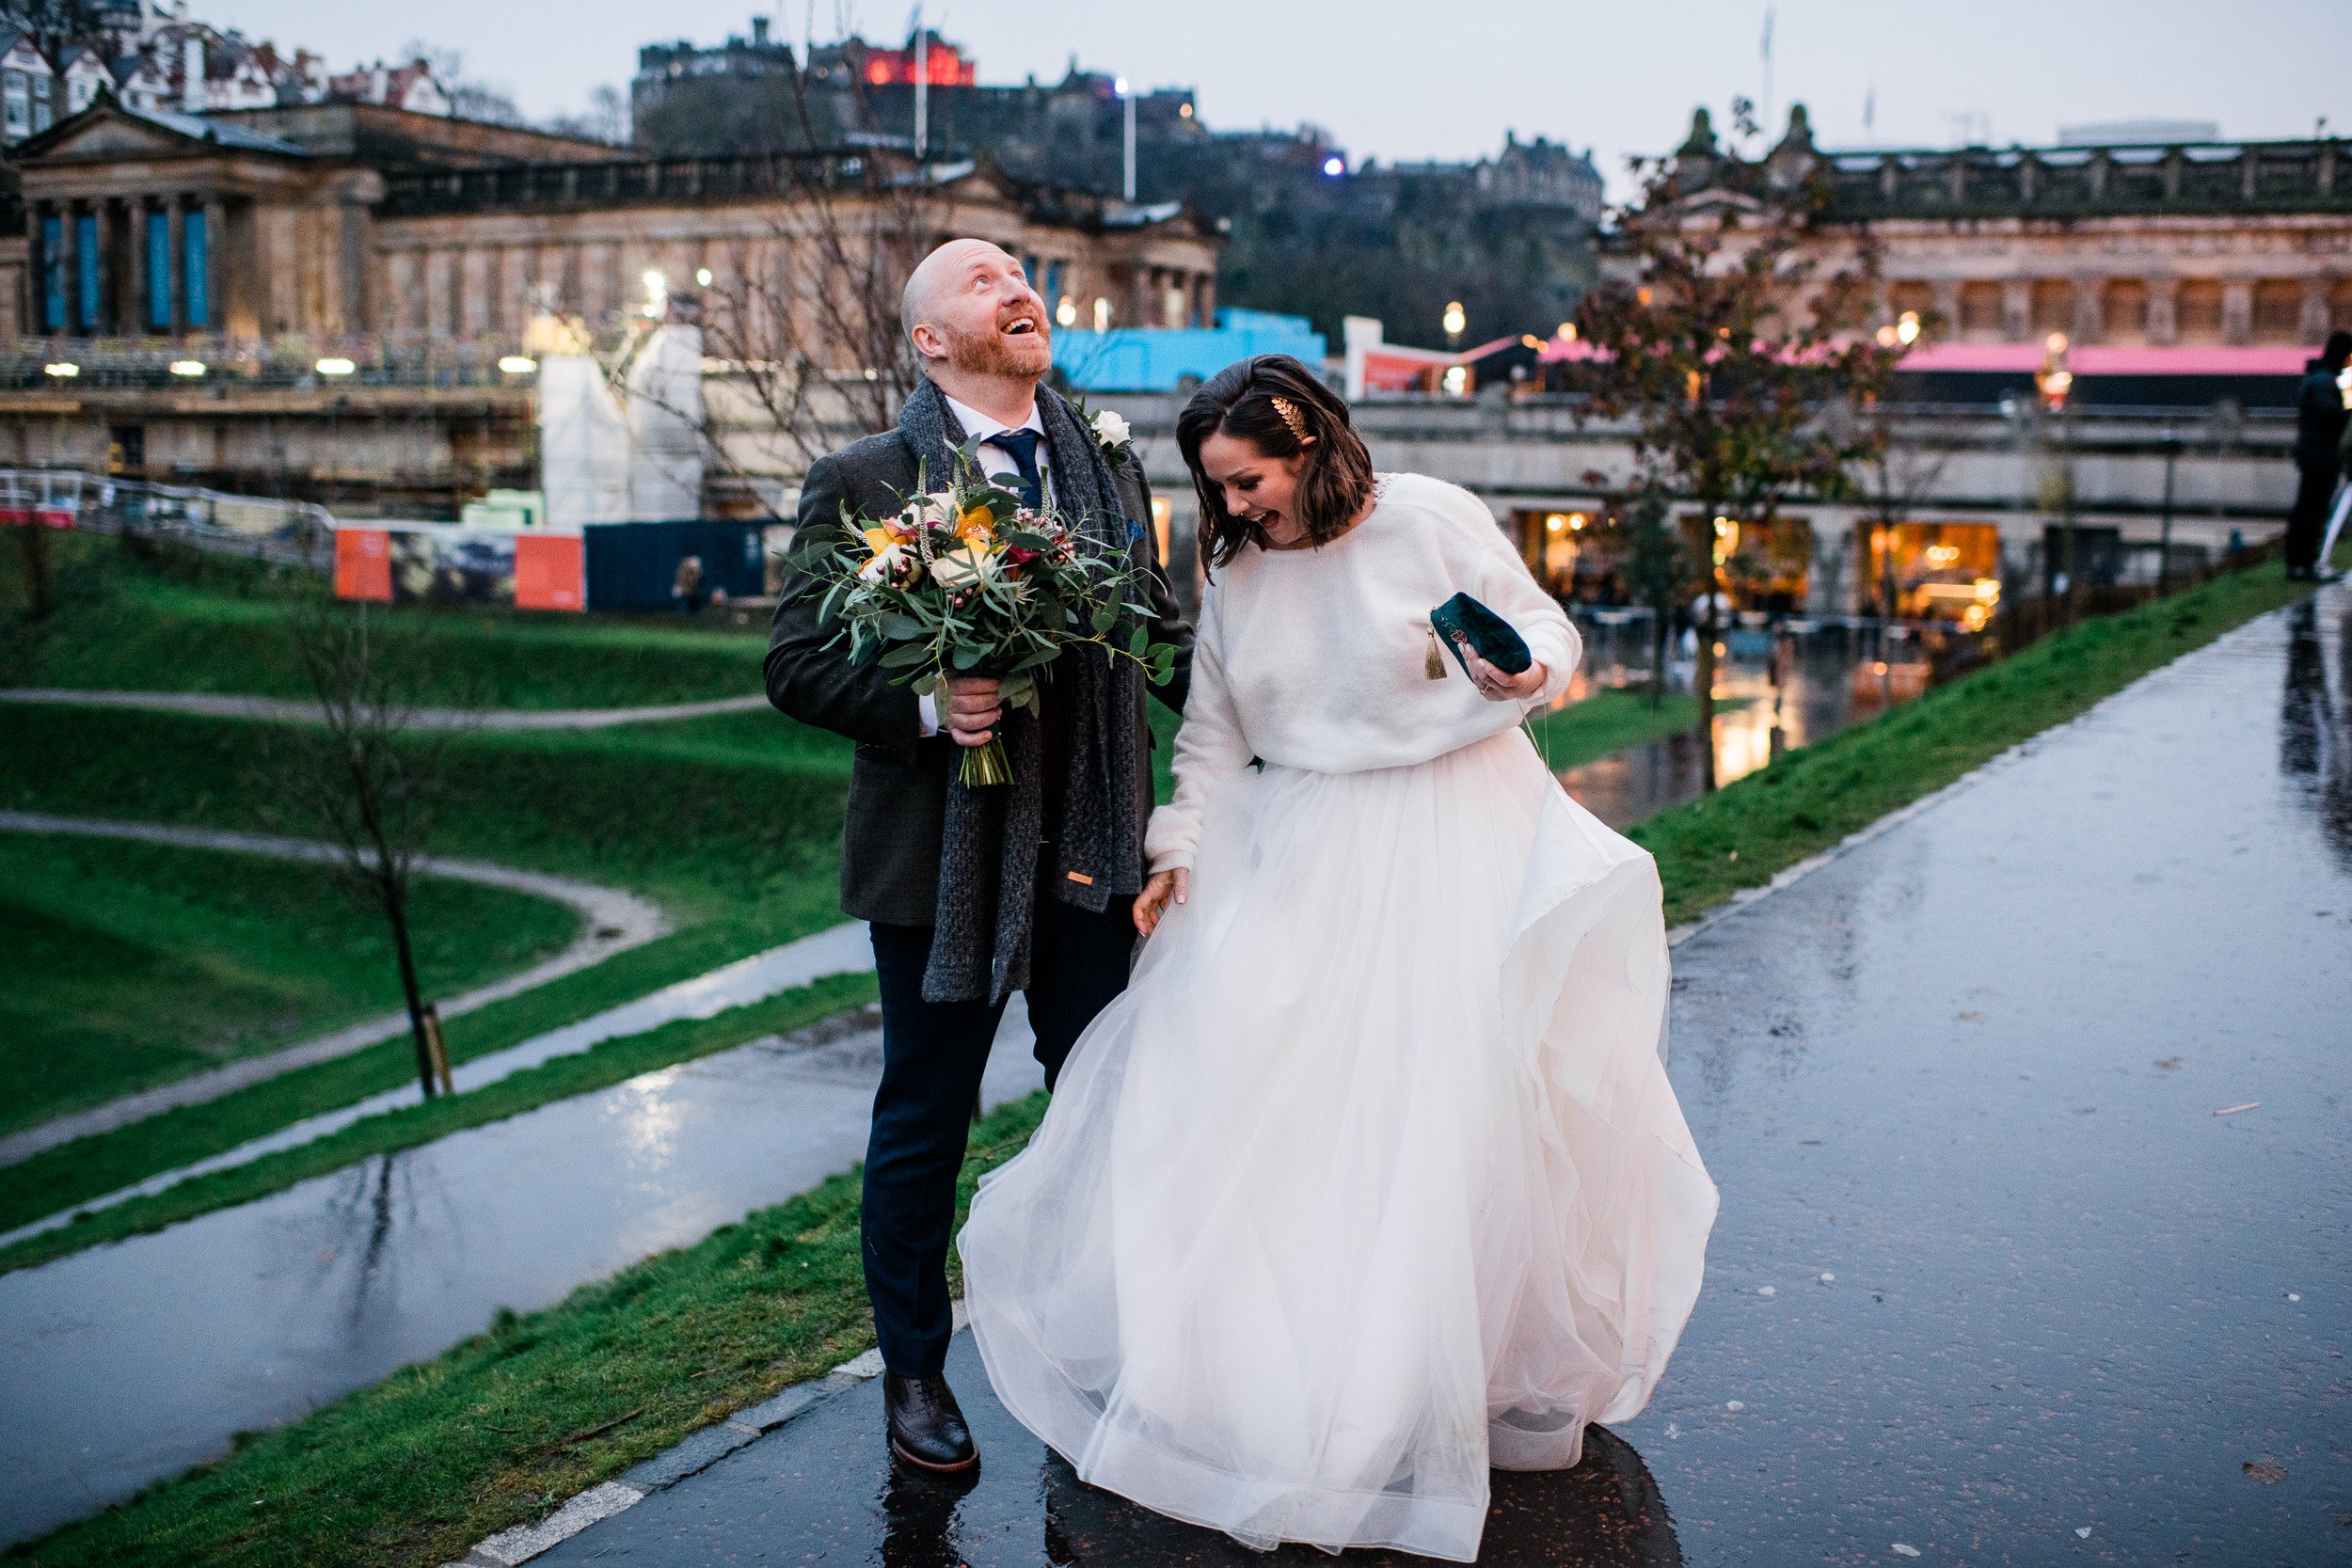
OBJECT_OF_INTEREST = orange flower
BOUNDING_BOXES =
[954,505,996,546]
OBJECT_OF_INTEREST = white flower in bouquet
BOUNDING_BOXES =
[1090,408,1131,450]
[930,544,996,590]
[857,541,910,583]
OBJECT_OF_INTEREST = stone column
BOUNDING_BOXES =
[200,195,225,333]
[1931,278,1962,334]
[2000,280,2031,342]
[2220,281,2252,346]
[2300,279,2329,342]
[2072,278,2103,345]
[125,200,148,334]
[2148,277,2179,345]
[56,200,79,335]
[91,199,114,335]
[424,246,450,338]
[166,198,186,335]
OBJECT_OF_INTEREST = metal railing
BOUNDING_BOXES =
[0,467,333,569]
[0,339,537,393]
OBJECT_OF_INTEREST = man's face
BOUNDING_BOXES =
[914,244,1051,382]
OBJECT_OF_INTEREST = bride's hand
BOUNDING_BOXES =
[1458,639,1547,702]
[1135,867,1190,936]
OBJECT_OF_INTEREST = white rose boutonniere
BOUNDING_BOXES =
[1089,407,1134,460]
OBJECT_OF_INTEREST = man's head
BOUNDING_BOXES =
[2324,330,2352,373]
[900,239,1051,387]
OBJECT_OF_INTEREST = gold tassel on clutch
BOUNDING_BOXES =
[1424,625,1448,680]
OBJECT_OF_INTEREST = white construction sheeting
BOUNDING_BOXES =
[536,355,632,530]
[626,325,707,522]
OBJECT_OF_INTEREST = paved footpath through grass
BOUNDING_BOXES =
[515,585,2352,1567]
[0,816,669,1165]
[3,560,2326,1567]
[0,962,1041,1548]
[0,921,873,1259]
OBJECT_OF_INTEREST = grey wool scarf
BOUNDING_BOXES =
[902,378,1149,1005]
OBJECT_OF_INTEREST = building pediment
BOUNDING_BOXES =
[13,94,308,166]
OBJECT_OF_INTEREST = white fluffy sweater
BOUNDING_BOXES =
[1145,472,1581,873]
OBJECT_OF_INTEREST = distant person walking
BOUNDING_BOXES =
[672,553,705,613]
[2287,331,2351,579]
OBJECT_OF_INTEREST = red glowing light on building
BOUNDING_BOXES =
[863,40,977,87]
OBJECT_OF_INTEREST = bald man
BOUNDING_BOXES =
[765,239,1191,1472]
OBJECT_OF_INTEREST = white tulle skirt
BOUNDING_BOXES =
[958,726,1718,1561]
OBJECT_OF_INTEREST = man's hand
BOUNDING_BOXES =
[1135,867,1190,936]
[1458,639,1548,703]
[942,674,1003,747]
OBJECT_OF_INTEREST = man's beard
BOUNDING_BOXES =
[945,317,1051,379]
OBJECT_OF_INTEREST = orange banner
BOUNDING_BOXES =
[514,531,585,611]
[334,529,392,601]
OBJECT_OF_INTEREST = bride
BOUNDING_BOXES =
[958,354,1718,1561]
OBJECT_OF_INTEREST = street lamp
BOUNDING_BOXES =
[2156,426,2181,592]
[2034,331,2072,411]
[315,357,356,376]
[1442,300,1466,349]
[1115,76,1136,202]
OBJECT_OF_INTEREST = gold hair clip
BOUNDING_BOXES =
[1269,395,1316,447]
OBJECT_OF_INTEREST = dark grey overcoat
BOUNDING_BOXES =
[764,421,1194,927]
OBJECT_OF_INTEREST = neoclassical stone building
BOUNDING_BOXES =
[1665,106,2352,349]
[0,94,1218,508]
[0,93,1220,346]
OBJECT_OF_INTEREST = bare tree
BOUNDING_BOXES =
[649,60,943,523]
[400,39,524,126]
[1573,100,1903,789]
[544,83,628,146]
[1852,413,1949,622]
[694,160,935,509]
[262,582,464,1098]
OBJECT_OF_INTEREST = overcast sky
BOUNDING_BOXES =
[212,0,2348,197]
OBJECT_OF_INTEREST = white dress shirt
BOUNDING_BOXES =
[918,393,1048,736]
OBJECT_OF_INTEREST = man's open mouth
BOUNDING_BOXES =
[1002,316,1041,337]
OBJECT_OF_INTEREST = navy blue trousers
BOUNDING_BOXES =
[864,888,1137,1377]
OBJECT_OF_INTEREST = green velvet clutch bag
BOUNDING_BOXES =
[1428,592,1533,679]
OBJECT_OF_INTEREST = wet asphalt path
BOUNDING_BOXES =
[0,1000,1048,1549]
[536,587,2351,1565]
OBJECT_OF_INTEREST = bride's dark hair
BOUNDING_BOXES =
[1175,355,1375,574]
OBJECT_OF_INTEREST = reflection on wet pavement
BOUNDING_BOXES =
[0,999,1046,1547]
[1560,642,1893,830]
[535,1331,1685,1568]
[0,921,878,1252]
[540,585,2347,1564]
[1628,580,2352,1563]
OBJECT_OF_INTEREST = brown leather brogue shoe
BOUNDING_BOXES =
[883,1371,978,1472]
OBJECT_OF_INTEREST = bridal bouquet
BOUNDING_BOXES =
[813,451,1176,786]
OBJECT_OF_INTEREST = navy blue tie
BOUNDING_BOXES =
[991,428,1043,511]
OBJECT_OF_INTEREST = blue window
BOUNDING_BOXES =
[146,210,170,329]
[75,212,100,331]
[1045,259,1066,306]
[183,208,208,329]
[40,212,64,332]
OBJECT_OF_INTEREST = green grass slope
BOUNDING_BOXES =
[0,832,578,1138]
